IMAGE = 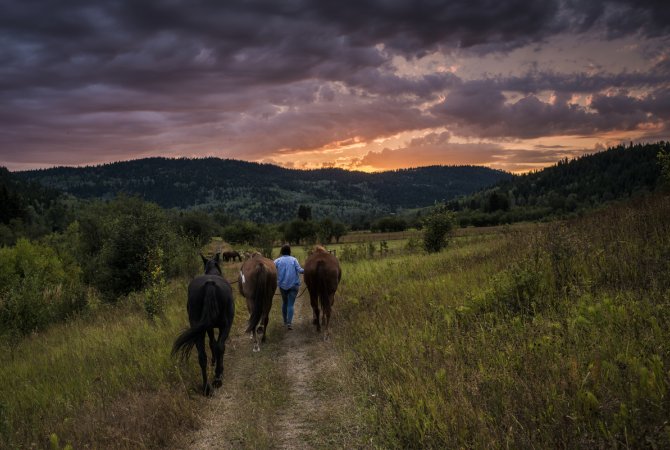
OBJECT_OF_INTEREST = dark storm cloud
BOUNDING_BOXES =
[2,0,666,93]
[432,75,668,139]
[1,0,669,168]
[568,0,670,39]
[496,68,669,95]
[591,88,670,120]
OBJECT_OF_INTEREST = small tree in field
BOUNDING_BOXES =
[423,203,455,253]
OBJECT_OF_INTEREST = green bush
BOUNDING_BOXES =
[143,248,168,320]
[78,196,195,301]
[487,260,549,315]
[405,236,422,252]
[221,220,261,244]
[422,203,455,253]
[173,210,220,247]
[0,238,85,338]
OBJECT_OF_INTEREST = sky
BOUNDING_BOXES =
[1,0,669,173]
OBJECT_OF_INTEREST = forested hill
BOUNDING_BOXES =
[0,167,72,240]
[450,142,667,226]
[16,159,510,222]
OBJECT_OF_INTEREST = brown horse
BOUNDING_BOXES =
[304,246,341,340]
[238,252,278,352]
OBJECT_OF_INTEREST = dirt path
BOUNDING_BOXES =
[182,293,364,449]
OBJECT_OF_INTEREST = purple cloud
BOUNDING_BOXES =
[0,0,669,170]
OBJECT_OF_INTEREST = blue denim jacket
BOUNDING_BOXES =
[274,255,304,290]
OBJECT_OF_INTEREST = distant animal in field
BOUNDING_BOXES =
[172,253,235,396]
[222,250,242,262]
[304,246,341,340]
[238,252,278,352]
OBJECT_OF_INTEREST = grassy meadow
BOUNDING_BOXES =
[336,194,670,448]
[1,194,669,448]
[0,260,248,449]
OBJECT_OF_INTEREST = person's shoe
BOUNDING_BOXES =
[287,324,293,330]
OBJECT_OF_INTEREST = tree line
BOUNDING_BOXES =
[16,158,509,222]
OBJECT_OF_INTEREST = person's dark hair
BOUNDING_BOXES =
[280,244,291,256]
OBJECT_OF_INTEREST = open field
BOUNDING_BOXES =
[1,195,669,448]
[336,194,670,447]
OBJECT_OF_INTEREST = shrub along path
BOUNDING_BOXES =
[183,289,368,449]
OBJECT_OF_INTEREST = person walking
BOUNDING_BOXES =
[274,244,304,330]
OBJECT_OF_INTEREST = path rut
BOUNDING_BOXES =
[182,292,362,449]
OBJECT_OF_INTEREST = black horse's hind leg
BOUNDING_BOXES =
[213,333,224,388]
[195,337,212,396]
[214,316,233,388]
[207,328,216,366]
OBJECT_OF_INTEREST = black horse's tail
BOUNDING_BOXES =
[317,260,331,319]
[172,281,219,362]
[245,263,268,333]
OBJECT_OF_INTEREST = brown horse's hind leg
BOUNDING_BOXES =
[323,293,334,341]
[260,315,269,343]
[309,292,321,332]
[252,328,261,352]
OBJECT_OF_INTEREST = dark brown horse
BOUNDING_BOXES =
[222,250,242,262]
[238,252,278,352]
[304,246,341,340]
[172,253,235,396]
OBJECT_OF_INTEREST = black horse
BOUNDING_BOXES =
[172,253,235,396]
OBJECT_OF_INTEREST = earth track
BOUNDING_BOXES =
[183,292,363,449]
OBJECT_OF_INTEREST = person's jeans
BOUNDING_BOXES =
[280,286,299,325]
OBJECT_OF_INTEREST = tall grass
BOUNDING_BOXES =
[0,256,276,449]
[338,194,670,448]
[0,279,215,449]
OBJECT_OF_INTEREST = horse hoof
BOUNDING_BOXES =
[213,377,223,388]
[204,383,213,397]
[253,345,260,352]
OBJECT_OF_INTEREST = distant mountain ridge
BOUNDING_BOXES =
[16,158,511,222]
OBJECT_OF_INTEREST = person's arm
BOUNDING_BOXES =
[294,258,304,274]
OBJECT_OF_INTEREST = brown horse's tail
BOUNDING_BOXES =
[245,263,268,333]
[316,260,331,319]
